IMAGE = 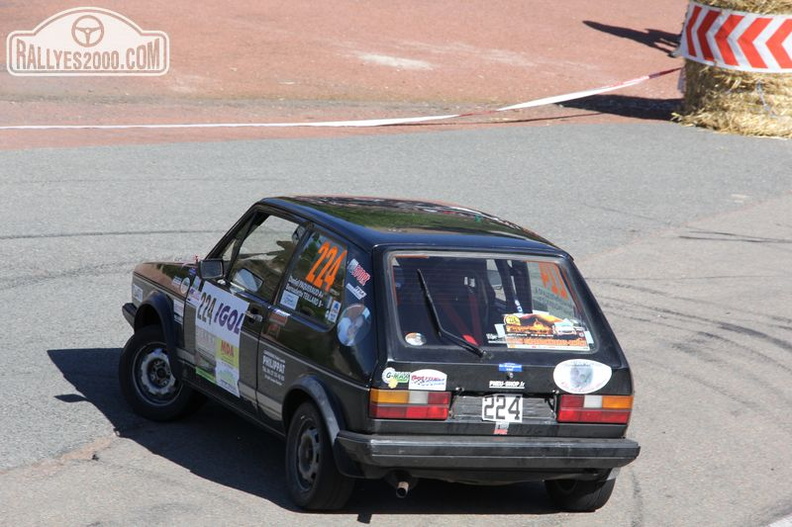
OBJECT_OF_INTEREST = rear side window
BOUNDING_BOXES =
[279,231,347,326]
[390,252,595,352]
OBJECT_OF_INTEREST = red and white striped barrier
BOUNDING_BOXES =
[679,0,792,72]
[0,68,680,131]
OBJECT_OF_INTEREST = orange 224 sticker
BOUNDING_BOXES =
[305,241,347,292]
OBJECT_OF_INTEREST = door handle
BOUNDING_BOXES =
[245,311,263,323]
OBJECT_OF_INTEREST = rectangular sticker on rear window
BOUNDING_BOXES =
[501,313,590,350]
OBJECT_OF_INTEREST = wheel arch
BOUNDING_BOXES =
[283,376,362,477]
[133,291,183,379]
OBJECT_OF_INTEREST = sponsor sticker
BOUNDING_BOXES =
[262,351,286,386]
[186,278,202,306]
[382,367,410,389]
[498,362,522,373]
[404,332,427,346]
[488,380,525,390]
[179,277,190,296]
[326,300,341,324]
[345,282,367,300]
[337,304,372,346]
[173,299,185,325]
[348,258,371,286]
[194,282,248,397]
[553,359,612,394]
[409,369,447,391]
[494,421,510,435]
[283,276,325,309]
[280,289,299,310]
[131,283,143,304]
[502,312,590,351]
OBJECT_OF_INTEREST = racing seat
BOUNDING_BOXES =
[396,259,489,346]
[429,265,487,346]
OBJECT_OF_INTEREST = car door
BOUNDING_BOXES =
[191,210,305,416]
[256,228,372,424]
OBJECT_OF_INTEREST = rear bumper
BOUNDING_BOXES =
[335,432,639,482]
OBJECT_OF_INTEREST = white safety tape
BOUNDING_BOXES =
[0,67,680,131]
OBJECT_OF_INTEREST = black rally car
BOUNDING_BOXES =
[120,196,639,511]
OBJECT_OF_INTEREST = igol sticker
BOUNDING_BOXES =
[553,359,612,394]
[337,303,372,347]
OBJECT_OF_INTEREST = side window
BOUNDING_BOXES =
[527,262,577,320]
[226,214,304,302]
[279,231,347,325]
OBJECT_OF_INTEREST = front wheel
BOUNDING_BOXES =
[285,402,355,510]
[119,325,204,421]
[545,476,616,512]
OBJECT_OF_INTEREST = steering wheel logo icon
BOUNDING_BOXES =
[71,15,104,47]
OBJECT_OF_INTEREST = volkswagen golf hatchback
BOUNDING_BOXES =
[120,196,639,512]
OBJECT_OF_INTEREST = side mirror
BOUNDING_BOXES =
[198,259,225,280]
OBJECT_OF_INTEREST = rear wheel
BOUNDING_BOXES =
[285,402,355,510]
[545,476,616,512]
[119,325,204,421]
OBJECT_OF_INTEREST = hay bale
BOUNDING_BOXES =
[676,0,792,138]
[701,0,790,13]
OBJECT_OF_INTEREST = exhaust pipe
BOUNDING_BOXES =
[386,472,418,498]
[395,480,410,498]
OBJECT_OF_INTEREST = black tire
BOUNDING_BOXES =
[545,476,616,512]
[285,402,355,510]
[119,325,204,421]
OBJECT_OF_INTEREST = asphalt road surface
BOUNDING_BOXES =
[0,123,790,526]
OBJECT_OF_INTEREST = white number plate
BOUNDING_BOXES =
[481,394,523,422]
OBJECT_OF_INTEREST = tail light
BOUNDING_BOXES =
[369,389,451,420]
[557,394,633,424]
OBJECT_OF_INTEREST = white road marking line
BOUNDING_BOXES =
[0,67,680,131]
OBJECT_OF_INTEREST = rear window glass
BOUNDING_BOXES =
[389,252,595,352]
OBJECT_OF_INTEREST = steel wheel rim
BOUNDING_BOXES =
[295,420,321,490]
[134,344,179,405]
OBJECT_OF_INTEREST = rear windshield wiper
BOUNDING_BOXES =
[416,269,489,359]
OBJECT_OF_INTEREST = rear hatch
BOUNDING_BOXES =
[368,250,633,438]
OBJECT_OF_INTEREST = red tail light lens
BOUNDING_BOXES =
[557,394,633,424]
[369,389,451,420]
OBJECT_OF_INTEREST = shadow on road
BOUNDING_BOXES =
[561,95,682,121]
[48,347,556,518]
[583,21,679,53]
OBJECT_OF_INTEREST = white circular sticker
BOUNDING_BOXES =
[553,359,612,394]
[337,304,371,347]
[404,332,427,346]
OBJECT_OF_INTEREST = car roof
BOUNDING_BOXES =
[261,196,568,256]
